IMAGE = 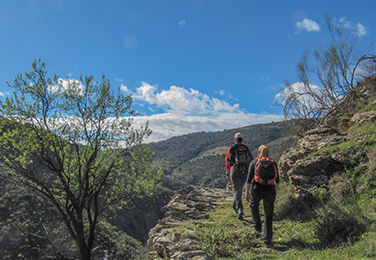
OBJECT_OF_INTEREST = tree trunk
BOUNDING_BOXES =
[79,244,91,260]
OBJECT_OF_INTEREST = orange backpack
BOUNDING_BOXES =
[254,157,278,186]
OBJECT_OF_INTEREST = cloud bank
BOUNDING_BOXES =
[130,83,283,143]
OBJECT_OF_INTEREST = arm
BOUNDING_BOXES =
[245,183,251,202]
[274,161,279,194]
[225,148,231,181]
[245,159,255,202]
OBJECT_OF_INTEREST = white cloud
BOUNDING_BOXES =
[131,82,283,143]
[295,18,320,32]
[133,111,283,143]
[114,78,123,83]
[339,17,367,37]
[120,84,130,93]
[274,82,323,112]
[355,22,367,37]
[179,20,186,27]
[133,82,238,114]
[48,78,83,95]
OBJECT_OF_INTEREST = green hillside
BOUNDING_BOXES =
[148,121,287,190]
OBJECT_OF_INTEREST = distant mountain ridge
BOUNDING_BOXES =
[147,121,287,190]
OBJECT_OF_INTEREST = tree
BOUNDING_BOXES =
[281,15,376,136]
[0,59,162,259]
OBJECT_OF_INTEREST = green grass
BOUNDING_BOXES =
[163,180,376,260]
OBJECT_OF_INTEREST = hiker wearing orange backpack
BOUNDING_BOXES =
[245,145,279,248]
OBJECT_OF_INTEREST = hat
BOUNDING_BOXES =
[234,132,243,138]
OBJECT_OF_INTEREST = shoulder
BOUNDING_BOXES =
[250,158,258,165]
[229,143,240,153]
[239,143,251,151]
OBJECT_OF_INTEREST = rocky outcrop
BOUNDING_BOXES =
[278,125,367,198]
[147,185,233,259]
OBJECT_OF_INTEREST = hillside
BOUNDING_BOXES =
[145,77,376,259]
[148,121,287,190]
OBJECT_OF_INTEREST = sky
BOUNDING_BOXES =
[0,0,375,143]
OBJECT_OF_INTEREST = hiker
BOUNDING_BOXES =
[225,132,253,220]
[245,145,279,248]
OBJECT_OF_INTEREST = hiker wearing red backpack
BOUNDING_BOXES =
[245,145,279,248]
[225,132,253,220]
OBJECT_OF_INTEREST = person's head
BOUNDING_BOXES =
[258,145,269,158]
[234,132,243,144]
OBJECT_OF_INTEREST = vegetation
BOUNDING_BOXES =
[0,59,162,259]
[282,15,376,136]
[161,178,376,259]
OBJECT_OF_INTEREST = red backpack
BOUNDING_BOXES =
[254,157,278,186]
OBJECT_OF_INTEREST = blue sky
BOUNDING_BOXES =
[0,1,375,143]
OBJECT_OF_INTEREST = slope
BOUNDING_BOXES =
[147,121,287,190]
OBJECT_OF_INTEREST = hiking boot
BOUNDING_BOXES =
[264,241,273,248]
[253,230,261,237]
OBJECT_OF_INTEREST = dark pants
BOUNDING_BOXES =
[230,169,247,215]
[250,185,276,243]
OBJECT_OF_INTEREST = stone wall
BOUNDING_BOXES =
[147,185,233,260]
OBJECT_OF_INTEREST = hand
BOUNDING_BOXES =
[226,175,230,181]
[245,192,251,202]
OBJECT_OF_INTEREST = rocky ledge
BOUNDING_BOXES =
[147,185,233,259]
[278,125,369,198]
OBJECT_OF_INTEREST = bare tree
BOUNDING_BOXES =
[282,15,376,136]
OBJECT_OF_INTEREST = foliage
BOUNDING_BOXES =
[0,59,162,259]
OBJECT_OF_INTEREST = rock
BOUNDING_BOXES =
[181,230,198,239]
[171,250,211,260]
[186,211,210,219]
[278,126,363,198]
[171,232,181,242]
[153,243,165,256]
[155,236,172,246]
[147,186,232,258]
[350,111,376,126]
[173,239,201,251]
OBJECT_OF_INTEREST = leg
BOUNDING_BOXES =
[230,170,244,217]
[250,188,262,232]
[237,172,247,217]
[262,189,276,245]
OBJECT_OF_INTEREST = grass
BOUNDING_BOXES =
[158,179,376,260]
